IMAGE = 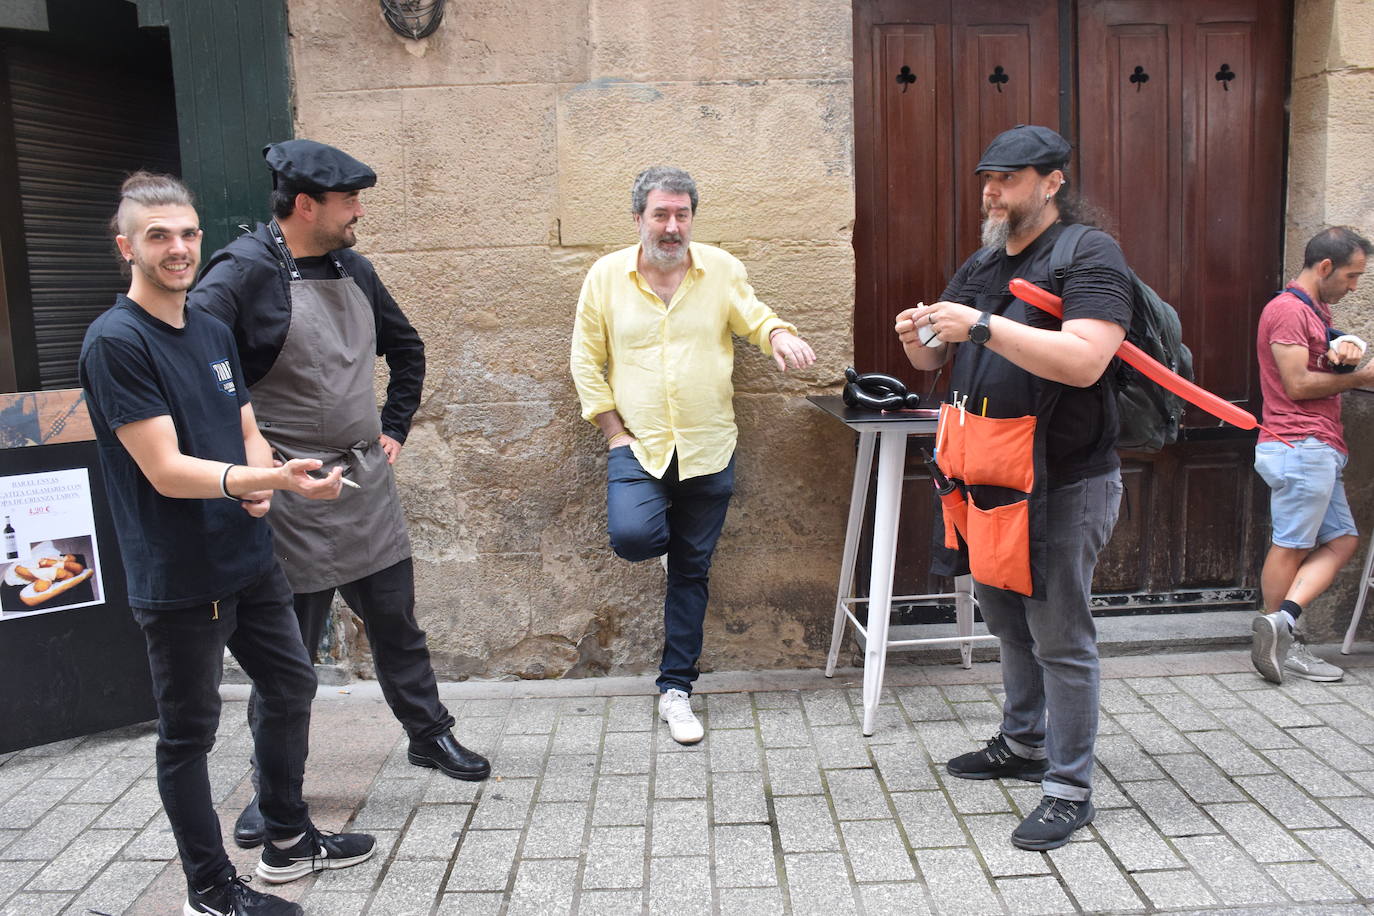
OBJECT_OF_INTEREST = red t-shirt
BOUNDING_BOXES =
[1256,288,1346,453]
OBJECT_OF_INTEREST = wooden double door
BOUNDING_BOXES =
[853,0,1289,608]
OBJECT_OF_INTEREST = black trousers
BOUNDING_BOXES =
[134,564,316,889]
[251,557,452,748]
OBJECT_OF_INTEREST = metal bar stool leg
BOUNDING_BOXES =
[827,431,876,677]
[1342,535,1374,654]
[861,430,908,736]
[954,574,976,669]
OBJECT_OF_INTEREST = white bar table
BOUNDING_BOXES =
[809,395,998,736]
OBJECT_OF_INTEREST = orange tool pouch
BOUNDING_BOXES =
[935,403,1037,596]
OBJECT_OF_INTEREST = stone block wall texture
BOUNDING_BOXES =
[286,0,857,678]
[1285,0,1374,641]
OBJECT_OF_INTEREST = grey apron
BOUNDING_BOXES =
[249,222,410,593]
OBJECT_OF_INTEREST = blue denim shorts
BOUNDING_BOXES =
[1254,437,1358,549]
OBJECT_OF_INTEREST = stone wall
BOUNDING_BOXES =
[286,0,858,678]
[1284,0,1374,641]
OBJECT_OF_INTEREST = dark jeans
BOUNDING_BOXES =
[974,470,1122,802]
[250,557,452,751]
[607,447,735,694]
[133,564,316,889]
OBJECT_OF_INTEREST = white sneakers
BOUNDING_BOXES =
[658,688,704,744]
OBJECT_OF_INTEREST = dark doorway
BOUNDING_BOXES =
[0,0,180,392]
[852,0,1290,613]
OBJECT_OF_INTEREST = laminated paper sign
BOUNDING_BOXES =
[0,468,104,620]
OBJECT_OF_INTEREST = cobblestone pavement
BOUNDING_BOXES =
[4,647,1374,915]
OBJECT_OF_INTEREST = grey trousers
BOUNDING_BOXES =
[974,470,1122,801]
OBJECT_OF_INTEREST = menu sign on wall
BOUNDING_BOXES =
[0,468,105,620]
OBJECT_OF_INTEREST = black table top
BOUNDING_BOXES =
[807,394,940,429]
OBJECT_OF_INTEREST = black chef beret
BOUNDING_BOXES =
[974,125,1071,173]
[262,139,377,192]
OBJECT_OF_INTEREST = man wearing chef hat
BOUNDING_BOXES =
[190,140,490,849]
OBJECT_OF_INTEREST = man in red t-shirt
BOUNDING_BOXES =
[1252,226,1374,685]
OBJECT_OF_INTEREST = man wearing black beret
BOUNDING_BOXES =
[894,125,1132,849]
[190,139,490,848]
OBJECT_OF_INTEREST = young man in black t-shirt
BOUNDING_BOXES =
[79,172,375,916]
[895,126,1132,851]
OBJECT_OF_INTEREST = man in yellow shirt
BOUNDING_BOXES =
[571,166,815,744]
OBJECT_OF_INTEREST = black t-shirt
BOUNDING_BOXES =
[78,296,275,609]
[940,223,1134,485]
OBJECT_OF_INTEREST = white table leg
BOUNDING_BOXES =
[861,429,908,736]
[954,574,976,669]
[826,431,876,677]
[1342,537,1374,654]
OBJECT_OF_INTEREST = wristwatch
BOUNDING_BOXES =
[968,311,992,345]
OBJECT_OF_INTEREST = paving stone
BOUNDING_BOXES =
[1285,725,1374,771]
[1048,840,1145,912]
[606,695,655,733]
[1321,795,1374,847]
[0,779,77,830]
[491,733,551,780]
[550,714,605,756]
[655,751,708,799]
[811,726,875,770]
[647,855,712,916]
[891,790,966,848]
[1121,779,1218,837]
[536,754,597,802]
[467,777,539,832]
[837,819,914,883]
[1234,774,1340,829]
[446,829,519,892]
[1214,672,1268,692]
[352,777,431,830]
[997,874,1078,914]
[1295,827,1374,896]
[706,693,755,729]
[711,770,770,825]
[8,803,104,861]
[764,747,823,796]
[25,828,133,891]
[783,852,859,916]
[1142,691,1224,731]
[913,847,1000,916]
[577,889,645,913]
[1307,702,1374,745]
[773,796,840,853]
[895,686,957,722]
[1097,679,1149,715]
[1176,833,1289,904]
[600,732,653,776]
[1214,706,1299,750]
[0,860,43,902]
[714,823,779,887]
[801,690,855,727]
[757,709,811,748]
[1239,689,1323,728]
[370,859,450,916]
[1132,868,1219,909]
[707,728,762,773]
[1170,674,1248,709]
[118,810,177,862]
[65,757,153,804]
[0,891,69,915]
[718,885,787,915]
[1090,807,1182,870]
[521,801,588,859]
[502,698,560,735]
[1186,729,1274,776]
[1205,801,1313,862]
[557,697,607,717]
[825,768,889,821]
[394,804,470,859]
[1124,676,1178,695]
[913,721,977,766]
[1155,753,1247,803]
[1093,734,1165,781]
[754,690,802,709]
[592,774,650,826]
[299,891,369,916]
[1087,772,1131,810]
[1277,674,1344,706]
[1108,711,1192,755]
[506,858,578,916]
[952,700,1004,735]
[583,825,645,889]
[942,770,1018,816]
[1261,748,1363,797]
[962,812,1050,878]
[1265,861,1359,903]
[650,799,708,857]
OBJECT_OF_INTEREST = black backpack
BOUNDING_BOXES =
[1047,224,1194,452]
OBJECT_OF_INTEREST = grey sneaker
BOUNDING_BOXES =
[1251,611,1293,684]
[1283,641,1344,682]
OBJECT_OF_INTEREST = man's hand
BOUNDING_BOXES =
[770,330,816,371]
[1328,336,1367,368]
[899,301,981,346]
[279,459,343,500]
[239,493,273,517]
[607,432,636,450]
[379,434,402,465]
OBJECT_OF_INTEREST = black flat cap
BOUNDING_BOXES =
[263,139,377,192]
[975,125,1071,172]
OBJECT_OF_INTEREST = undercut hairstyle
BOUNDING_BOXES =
[1303,226,1373,270]
[631,166,698,216]
[270,179,327,219]
[110,171,196,275]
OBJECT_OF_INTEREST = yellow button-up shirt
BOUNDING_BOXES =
[570,242,795,480]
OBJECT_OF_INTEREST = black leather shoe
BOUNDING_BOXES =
[233,793,265,849]
[407,733,491,781]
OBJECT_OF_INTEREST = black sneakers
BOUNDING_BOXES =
[946,734,1048,782]
[184,874,301,915]
[256,826,376,884]
[1011,795,1095,850]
